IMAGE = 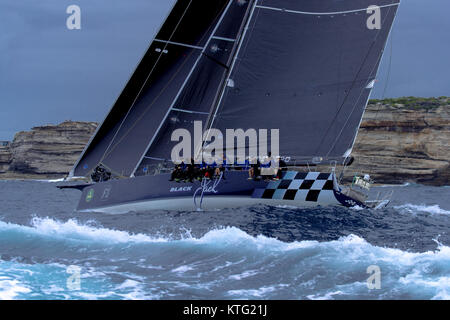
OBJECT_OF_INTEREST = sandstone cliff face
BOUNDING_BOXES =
[4,121,97,178]
[349,99,449,185]
[0,146,12,173]
[0,98,448,185]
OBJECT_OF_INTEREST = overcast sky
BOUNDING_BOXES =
[0,0,449,140]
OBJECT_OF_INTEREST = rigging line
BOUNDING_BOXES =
[334,7,396,181]
[69,2,181,177]
[202,52,230,70]
[341,4,396,156]
[97,161,127,179]
[353,18,394,156]
[199,1,262,164]
[197,0,258,161]
[318,6,394,158]
[97,0,195,166]
[131,0,234,175]
[68,0,179,178]
[366,14,395,177]
[201,0,258,138]
[153,39,204,50]
[172,108,210,115]
[382,27,394,99]
[255,2,399,16]
[99,1,228,173]
[100,50,195,163]
[206,0,261,134]
[316,43,377,158]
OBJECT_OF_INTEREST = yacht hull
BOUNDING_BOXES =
[75,171,360,213]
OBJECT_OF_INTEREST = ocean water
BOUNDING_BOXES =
[0,180,449,300]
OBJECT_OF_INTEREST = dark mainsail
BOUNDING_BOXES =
[71,0,400,179]
[209,0,400,165]
[70,0,232,178]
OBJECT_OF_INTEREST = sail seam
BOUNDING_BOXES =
[154,39,204,50]
[255,3,400,16]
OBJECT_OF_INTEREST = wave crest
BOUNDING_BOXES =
[394,204,450,215]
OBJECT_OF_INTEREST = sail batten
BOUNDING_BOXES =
[71,0,400,179]
[208,0,399,165]
[131,0,237,176]
[134,0,254,176]
[71,0,231,178]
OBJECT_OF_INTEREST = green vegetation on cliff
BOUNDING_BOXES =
[369,96,449,110]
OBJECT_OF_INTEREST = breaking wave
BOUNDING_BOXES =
[394,204,450,215]
[1,218,450,299]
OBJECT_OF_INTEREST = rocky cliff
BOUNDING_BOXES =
[0,97,448,185]
[0,146,12,174]
[348,97,449,185]
[0,121,97,179]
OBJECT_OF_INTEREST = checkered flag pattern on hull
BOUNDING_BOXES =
[252,171,335,203]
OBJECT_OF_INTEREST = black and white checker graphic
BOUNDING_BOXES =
[252,171,335,203]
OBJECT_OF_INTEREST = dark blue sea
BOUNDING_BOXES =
[0,179,449,300]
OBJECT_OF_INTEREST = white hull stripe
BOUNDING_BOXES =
[79,196,333,214]
[255,3,400,16]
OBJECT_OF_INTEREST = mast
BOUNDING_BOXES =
[131,0,236,176]
[70,0,231,178]
[203,0,258,136]
[132,0,255,176]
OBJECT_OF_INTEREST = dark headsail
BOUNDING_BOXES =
[209,0,400,165]
[70,0,233,178]
[133,0,253,176]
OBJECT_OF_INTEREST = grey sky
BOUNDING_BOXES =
[0,0,449,140]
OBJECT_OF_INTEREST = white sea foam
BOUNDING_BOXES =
[0,278,31,300]
[394,204,450,215]
[171,265,194,273]
[378,182,411,188]
[228,269,260,280]
[276,204,300,209]
[0,217,168,244]
[2,218,450,299]
[307,291,344,300]
[116,279,141,290]
[227,284,288,298]
[34,178,65,183]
